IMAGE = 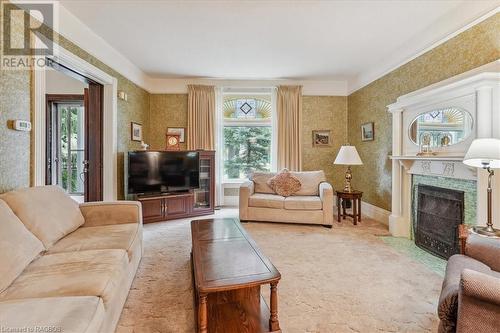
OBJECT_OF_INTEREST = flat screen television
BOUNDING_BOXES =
[127,151,200,194]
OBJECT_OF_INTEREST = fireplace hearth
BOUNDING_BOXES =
[415,185,464,259]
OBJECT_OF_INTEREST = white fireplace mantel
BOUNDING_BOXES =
[389,155,477,181]
[386,61,500,238]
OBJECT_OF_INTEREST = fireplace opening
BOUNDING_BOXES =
[415,185,464,259]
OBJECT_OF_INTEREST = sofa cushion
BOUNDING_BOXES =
[268,169,302,197]
[48,223,139,260]
[250,172,277,194]
[0,249,128,305]
[284,196,323,210]
[249,193,285,209]
[438,254,492,331]
[291,171,326,196]
[0,296,104,333]
[0,200,45,293]
[0,186,85,248]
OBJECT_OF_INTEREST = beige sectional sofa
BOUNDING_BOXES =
[239,170,334,227]
[0,186,142,333]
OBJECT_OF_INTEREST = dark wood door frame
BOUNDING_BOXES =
[46,60,104,202]
[45,94,85,186]
[84,85,103,202]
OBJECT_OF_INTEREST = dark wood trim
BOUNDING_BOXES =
[46,94,84,102]
[84,84,104,202]
[45,94,85,185]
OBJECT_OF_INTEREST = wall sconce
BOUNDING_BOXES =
[118,91,128,101]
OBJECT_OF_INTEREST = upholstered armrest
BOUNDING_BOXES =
[319,182,333,225]
[457,269,500,332]
[239,181,254,221]
[465,233,500,271]
[80,201,143,227]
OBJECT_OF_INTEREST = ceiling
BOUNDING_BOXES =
[60,0,499,91]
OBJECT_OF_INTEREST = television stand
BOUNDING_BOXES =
[134,151,215,223]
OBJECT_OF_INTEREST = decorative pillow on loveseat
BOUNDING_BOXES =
[267,169,302,197]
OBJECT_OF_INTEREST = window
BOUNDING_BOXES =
[222,93,273,180]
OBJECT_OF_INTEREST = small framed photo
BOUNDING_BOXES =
[312,130,331,147]
[131,122,142,142]
[361,122,374,141]
[167,127,186,143]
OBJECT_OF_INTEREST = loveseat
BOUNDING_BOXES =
[0,185,143,333]
[438,227,500,333]
[239,170,334,227]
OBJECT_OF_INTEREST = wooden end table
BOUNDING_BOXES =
[336,190,363,225]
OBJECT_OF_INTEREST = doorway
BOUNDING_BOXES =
[45,63,103,202]
[46,95,85,201]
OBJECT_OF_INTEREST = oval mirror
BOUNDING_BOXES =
[409,107,473,148]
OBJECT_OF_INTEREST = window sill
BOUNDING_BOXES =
[222,179,248,186]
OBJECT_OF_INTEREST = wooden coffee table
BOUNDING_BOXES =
[191,218,281,333]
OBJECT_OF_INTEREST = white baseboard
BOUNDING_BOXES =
[360,201,390,225]
[334,195,390,226]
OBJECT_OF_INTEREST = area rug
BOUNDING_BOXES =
[116,210,442,333]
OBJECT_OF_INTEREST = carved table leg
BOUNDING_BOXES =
[358,197,362,222]
[269,282,280,331]
[198,293,208,333]
[353,198,358,225]
[337,196,341,222]
[342,199,346,220]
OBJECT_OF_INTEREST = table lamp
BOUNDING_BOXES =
[334,145,363,192]
[463,138,500,237]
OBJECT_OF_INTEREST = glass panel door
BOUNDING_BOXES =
[57,103,85,195]
[193,156,212,210]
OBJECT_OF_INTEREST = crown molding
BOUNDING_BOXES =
[348,5,500,95]
[57,4,150,90]
[145,77,348,96]
[57,3,498,97]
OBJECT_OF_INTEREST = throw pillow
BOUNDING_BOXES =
[267,169,302,197]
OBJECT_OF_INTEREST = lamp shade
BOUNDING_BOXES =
[334,145,363,165]
[463,138,500,169]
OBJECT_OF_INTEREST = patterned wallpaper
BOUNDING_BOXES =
[0,17,150,199]
[347,13,500,211]
[149,94,188,150]
[0,14,31,193]
[302,96,348,192]
[147,95,348,190]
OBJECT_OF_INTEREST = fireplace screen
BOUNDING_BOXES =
[415,185,464,259]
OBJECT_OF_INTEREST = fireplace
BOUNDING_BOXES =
[415,185,464,259]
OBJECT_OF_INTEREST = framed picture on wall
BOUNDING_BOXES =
[312,130,331,147]
[361,122,374,141]
[131,122,143,142]
[167,127,186,143]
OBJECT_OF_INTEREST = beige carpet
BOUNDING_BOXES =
[116,209,442,333]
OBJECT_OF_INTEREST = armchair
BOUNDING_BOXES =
[438,226,500,332]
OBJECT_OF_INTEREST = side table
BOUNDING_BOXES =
[336,190,363,225]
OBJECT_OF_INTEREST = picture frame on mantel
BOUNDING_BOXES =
[361,122,374,141]
[167,127,186,143]
[312,130,331,147]
[131,122,143,142]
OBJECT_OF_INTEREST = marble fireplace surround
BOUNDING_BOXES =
[387,61,500,238]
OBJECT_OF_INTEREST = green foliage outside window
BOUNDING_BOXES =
[224,126,271,179]
[60,106,84,193]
